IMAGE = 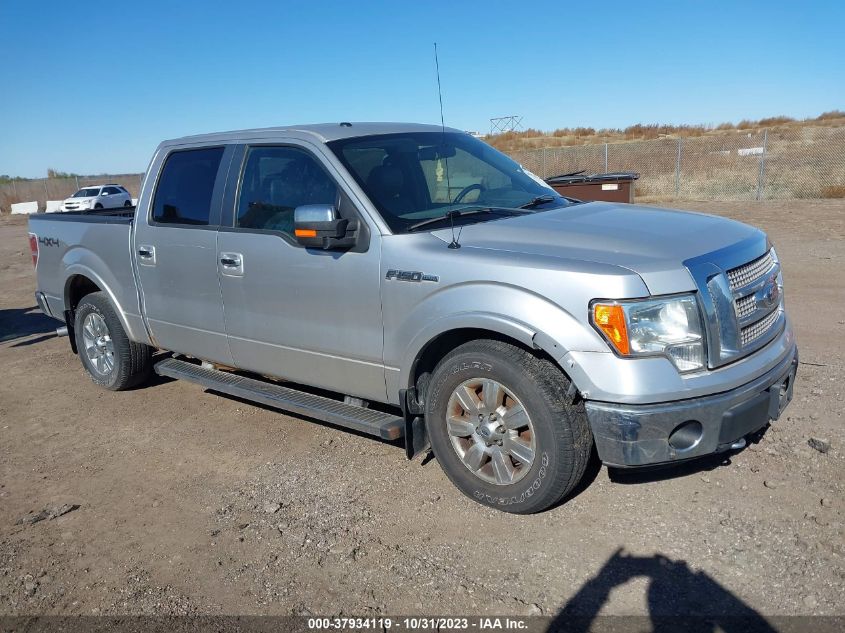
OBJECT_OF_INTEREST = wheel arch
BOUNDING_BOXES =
[409,327,535,399]
[65,273,102,312]
[62,268,135,353]
[402,316,580,399]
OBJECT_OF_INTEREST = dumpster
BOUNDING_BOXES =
[545,171,639,203]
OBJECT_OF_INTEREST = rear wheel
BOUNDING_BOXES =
[94,203,103,209]
[426,339,592,514]
[74,292,152,390]
[124,199,132,207]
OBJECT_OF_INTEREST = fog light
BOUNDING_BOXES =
[668,420,703,451]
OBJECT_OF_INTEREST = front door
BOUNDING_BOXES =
[134,145,234,365]
[216,143,385,402]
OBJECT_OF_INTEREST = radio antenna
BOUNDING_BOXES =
[434,42,460,249]
[434,42,447,132]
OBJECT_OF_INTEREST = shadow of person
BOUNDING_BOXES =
[0,306,58,343]
[549,548,777,633]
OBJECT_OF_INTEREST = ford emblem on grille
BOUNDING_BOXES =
[759,276,780,310]
[684,235,782,367]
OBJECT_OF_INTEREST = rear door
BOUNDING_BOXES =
[133,145,235,365]
[216,142,386,401]
[103,186,121,208]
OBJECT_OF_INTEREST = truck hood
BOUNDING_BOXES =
[431,201,764,295]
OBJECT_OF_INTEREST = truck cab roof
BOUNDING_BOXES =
[160,122,464,148]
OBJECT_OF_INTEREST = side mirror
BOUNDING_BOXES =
[293,204,358,250]
[101,191,109,196]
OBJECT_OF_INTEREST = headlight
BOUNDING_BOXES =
[591,295,705,372]
[770,246,785,307]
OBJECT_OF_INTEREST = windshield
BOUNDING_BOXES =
[72,188,100,198]
[328,132,570,233]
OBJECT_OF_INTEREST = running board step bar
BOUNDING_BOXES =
[154,358,404,441]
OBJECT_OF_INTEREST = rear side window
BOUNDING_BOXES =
[236,146,337,237]
[152,147,224,225]
[104,186,121,195]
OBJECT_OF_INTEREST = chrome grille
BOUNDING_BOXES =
[741,309,780,347]
[735,293,757,319]
[686,239,784,368]
[727,250,775,290]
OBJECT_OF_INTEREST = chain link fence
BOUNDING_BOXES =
[509,125,845,201]
[0,173,144,213]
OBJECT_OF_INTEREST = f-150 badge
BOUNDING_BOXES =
[385,269,439,283]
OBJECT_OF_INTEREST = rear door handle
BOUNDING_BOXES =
[137,245,156,265]
[219,252,244,275]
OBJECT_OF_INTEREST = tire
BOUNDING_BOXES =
[425,339,592,514]
[124,200,132,207]
[74,292,152,390]
[94,203,103,209]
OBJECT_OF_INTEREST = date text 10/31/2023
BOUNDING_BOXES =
[307,617,531,630]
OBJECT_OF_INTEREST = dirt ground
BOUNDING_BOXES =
[0,200,843,620]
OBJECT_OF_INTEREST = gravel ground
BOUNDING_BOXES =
[0,199,842,619]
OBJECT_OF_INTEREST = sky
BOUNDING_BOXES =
[1,0,843,178]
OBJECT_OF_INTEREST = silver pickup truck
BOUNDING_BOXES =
[28,123,797,513]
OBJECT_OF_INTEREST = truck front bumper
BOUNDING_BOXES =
[585,345,798,467]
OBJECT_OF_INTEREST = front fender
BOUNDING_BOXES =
[384,282,609,403]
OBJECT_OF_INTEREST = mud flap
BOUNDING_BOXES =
[64,309,78,354]
[400,388,430,460]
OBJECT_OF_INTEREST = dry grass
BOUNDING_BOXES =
[509,124,845,202]
[486,111,845,153]
[821,185,845,198]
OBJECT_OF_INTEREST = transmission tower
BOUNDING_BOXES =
[489,115,524,135]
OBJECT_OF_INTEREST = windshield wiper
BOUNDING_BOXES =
[518,195,558,209]
[406,208,510,232]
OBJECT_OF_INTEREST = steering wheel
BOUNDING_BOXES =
[453,183,485,204]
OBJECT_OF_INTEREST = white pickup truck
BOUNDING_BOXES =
[28,123,797,513]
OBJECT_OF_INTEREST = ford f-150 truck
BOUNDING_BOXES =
[28,123,797,513]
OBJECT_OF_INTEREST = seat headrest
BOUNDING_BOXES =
[367,165,405,198]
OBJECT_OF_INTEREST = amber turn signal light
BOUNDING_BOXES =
[593,304,629,355]
[294,229,317,238]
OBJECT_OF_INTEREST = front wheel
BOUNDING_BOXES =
[74,292,152,390]
[425,340,592,514]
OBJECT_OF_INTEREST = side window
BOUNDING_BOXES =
[104,186,120,195]
[236,146,338,237]
[152,147,224,225]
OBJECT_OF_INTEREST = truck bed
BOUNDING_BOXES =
[28,207,136,224]
[28,208,142,336]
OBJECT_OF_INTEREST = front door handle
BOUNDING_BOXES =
[219,252,244,275]
[137,245,156,265]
